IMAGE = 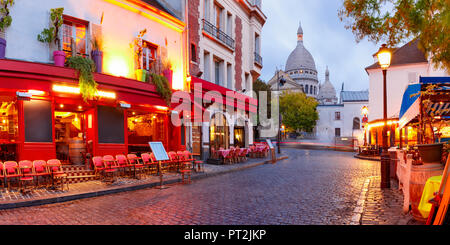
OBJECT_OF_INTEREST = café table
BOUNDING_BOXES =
[418,175,443,219]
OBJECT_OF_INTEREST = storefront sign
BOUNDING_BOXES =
[149,142,169,161]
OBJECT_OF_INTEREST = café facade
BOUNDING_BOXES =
[0,0,189,164]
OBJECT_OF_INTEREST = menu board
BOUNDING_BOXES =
[149,142,169,161]
[266,139,274,149]
[24,100,53,142]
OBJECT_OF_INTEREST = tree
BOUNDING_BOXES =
[279,91,319,133]
[253,78,272,123]
[339,0,450,71]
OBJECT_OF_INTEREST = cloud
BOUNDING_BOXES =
[260,0,379,92]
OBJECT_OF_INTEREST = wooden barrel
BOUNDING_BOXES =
[69,138,86,165]
[409,163,444,222]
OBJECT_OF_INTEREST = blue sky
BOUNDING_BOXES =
[259,0,381,92]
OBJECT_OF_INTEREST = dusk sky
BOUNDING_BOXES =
[260,0,384,92]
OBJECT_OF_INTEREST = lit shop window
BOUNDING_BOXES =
[0,99,18,142]
[127,111,165,145]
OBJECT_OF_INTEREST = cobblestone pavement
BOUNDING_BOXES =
[0,149,407,225]
[361,176,415,225]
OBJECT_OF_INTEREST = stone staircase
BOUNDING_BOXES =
[61,165,97,184]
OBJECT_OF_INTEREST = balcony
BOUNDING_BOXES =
[254,52,262,66]
[202,19,235,50]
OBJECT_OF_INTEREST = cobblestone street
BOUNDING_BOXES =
[0,149,410,225]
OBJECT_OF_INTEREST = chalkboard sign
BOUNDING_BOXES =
[97,105,124,144]
[24,100,53,142]
[149,142,169,161]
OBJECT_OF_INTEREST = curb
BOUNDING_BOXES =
[353,155,381,162]
[0,156,289,210]
[350,177,372,225]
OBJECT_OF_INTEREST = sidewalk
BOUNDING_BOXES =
[360,176,418,225]
[0,155,288,210]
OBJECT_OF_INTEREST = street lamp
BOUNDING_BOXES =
[377,44,392,189]
[362,106,369,146]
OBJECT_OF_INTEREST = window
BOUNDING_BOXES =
[0,99,18,143]
[305,85,309,94]
[62,15,89,58]
[335,128,341,137]
[214,59,221,85]
[128,111,166,145]
[353,117,361,130]
[204,0,210,21]
[335,111,341,120]
[214,3,223,30]
[142,41,158,71]
[191,43,197,62]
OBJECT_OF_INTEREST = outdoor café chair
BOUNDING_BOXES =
[127,154,145,179]
[223,149,234,165]
[18,160,35,192]
[177,153,191,184]
[141,153,158,175]
[102,155,118,183]
[238,148,248,162]
[183,150,204,172]
[168,151,181,172]
[46,159,69,191]
[92,156,106,181]
[149,152,170,173]
[4,161,20,190]
[32,160,51,188]
[0,162,4,189]
[115,154,133,177]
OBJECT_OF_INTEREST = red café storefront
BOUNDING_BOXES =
[0,59,183,164]
[186,76,258,160]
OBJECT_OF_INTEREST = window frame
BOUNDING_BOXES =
[62,14,89,58]
[142,40,158,71]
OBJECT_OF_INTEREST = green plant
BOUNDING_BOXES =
[37,8,64,49]
[66,56,98,101]
[149,72,172,106]
[0,0,14,33]
[130,29,147,69]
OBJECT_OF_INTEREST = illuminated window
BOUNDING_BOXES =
[142,41,158,71]
[127,111,165,145]
[62,15,89,58]
[0,99,19,143]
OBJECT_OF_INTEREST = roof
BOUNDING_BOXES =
[141,0,178,19]
[366,39,428,70]
[340,91,369,102]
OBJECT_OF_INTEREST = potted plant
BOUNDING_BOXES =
[0,0,14,59]
[37,7,65,66]
[413,84,448,163]
[90,33,103,73]
[162,58,173,89]
[66,55,98,101]
[147,56,172,106]
[131,29,147,82]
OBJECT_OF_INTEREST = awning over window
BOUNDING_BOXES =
[399,77,450,129]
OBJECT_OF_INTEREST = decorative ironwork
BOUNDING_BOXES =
[202,19,235,50]
[254,52,262,66]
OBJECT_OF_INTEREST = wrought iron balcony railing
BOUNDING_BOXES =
[202,19,235,50]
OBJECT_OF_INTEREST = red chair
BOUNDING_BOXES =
[0,162,5,189]
[92,156,106,181]
[239,148,248,162]
[211,147,218,159]
[18,160,35,192]
[115,154,132,177]
[32,160,51,188]
[168,151,180,172]
[102,155,118,183]
[223,149,234,165]
[127,154,145,179]
[177,152,191,184]
[183,150,204,172]
[141,153,158,175]
[46,159,68,191]
[4,161,20,190]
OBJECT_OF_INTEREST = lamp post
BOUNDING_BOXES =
[377,44,392,189]
[362,106,369,146]
[276,68,286,154]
